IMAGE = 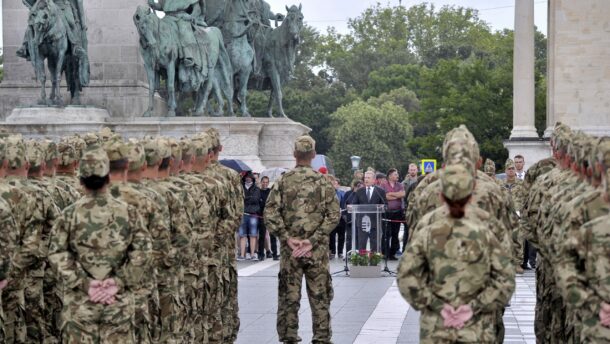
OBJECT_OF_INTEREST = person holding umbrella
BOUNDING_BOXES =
[238,171,262,260]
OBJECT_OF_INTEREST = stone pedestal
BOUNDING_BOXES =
[503,138,551,171]
[1,107,311,172]
[0,0,166,119]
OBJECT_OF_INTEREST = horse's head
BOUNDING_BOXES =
[133,5,157,48]
[29,0,56,44]
[283,4,304,40]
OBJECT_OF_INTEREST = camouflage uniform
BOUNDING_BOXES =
[206,128,244,343]
[264,135,340,344]
[501,159,526,268]
[6,136,60,343]
[141,138,190,343]
[48,146,152,344]
[106,140,170,344]
[55,139,84,195]
[397,164,515,344]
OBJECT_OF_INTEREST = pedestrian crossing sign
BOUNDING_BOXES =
[421,159,437,175]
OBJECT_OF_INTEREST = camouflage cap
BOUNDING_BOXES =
[597,139,610,168]
[127,140,146,172]
[103,138,130,162]
[26,140,45,168]
[168,138,182,161]
[440,164,474,201]
[206,128,221,148]
[179,138,194,159]
[158,138,171,159]
[142,138,163,166]
[5,135,27,169]
[0,139,6,162]
[483,159,496,175]
[83,132,101,148]
[443,125,480,163]
[191,134,212,157]
[79,146,109,178]
[505,159,515,170]
[99,127,114,142]
[41,139,59,163]
[294,135,316,153]
[566,131,586,161]
[57,140,79,166]
[444,139,476,176]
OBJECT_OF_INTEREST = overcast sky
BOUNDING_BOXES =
[0,0,548,49]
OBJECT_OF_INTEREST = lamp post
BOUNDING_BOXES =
[350,156,361,171]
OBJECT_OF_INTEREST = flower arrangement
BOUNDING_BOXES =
[349,250,383,267]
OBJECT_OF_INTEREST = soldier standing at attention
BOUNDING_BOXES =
[397,164,515,344]
[264,135,340,344]
[48,146,152,343]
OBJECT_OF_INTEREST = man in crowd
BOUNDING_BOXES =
[514,155,526,180]
[502,159,526,274]
[264,135,340,344]
[328,175,346,259]
[514,154,536,271]
[258,175,278,260]
[381,168,405,260]
[402,163,419,189]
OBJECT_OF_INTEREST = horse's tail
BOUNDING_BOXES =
[216,31,234,100]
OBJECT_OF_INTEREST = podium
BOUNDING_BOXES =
[348,204,386,254]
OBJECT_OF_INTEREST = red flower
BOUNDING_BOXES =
[358,249,368,255]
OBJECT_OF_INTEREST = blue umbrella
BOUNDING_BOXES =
[219,159,252,173]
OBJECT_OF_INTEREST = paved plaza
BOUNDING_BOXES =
[236,258,536,344]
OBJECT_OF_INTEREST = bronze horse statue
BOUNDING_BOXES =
[253,4,303,117]
[25,0,87,106]
[133,5,234,117]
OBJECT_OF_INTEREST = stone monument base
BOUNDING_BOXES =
[2,107,310,172]
[503,138,552,171]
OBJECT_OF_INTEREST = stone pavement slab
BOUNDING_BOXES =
[236,258,537,344]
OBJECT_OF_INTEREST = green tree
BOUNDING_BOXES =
[327,100,413,181]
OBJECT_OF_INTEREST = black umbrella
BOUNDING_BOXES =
[219,159,252,173]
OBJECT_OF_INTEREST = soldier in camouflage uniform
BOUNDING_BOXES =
[0,139,21,344]
[5,136,60,343]
[105,139,170,344]
[398,164,515,344]
[48,146,152,343]
[206,128,244,343]
[141,138,191,343]
[40,140,81,209]
[264,135,340,344]
[501,159,526,273]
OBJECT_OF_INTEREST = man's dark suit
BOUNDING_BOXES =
[350,185,387,251]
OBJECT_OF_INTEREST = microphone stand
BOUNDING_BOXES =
[332,191,356,277]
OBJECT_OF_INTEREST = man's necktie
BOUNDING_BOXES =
[367,187,371,201]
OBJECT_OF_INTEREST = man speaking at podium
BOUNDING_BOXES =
[350,171,387,251]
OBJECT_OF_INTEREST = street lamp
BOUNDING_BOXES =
[350,156,361,171]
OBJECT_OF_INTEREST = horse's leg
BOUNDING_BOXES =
[53,50,66,106]
[195,77,214,117]
[36,58,47,105]
[272,71,286,118]
[143,62,157,117]
[71,57,81,105]
[238,69,251,117]
[167,60,177,117]
[212,78,225,117]
[266,86,275,118]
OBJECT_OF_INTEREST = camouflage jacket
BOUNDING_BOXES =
[558,214,610,342]
[397,205,515,342]
[0,197,17,281]
[264,165,340,251]
[48,191,152,293]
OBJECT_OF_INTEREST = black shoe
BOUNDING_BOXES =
[273,255,279,261]
[388,256,398,261]
[522,265,532,270]
[266,251,273,259]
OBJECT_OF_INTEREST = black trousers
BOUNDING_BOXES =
[258,221,278,258]
[522,239,537,268]
[383,210,403,257]
[329,218,346,255]
[357,227,378,251]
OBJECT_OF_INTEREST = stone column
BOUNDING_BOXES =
[510,0,539,139]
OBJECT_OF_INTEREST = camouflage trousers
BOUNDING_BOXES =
[535,258,568,344]
[183,272,201,342]
[157,284,186,343]
[42,282,62,344]
[419,308,497,343]
[512,226,524,267]
[203,266,224,343]
[277,249,333,344]
[1,287,26,344]
[134,288,154,344]
[221,265,239,343]
[23,276,45,342]
[61,291,136,344]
